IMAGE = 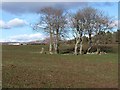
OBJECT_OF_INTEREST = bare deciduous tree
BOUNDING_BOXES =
[34,7,67,54]
[52,8,67,54]
[33,7,55,54]
[94,11,113,54]
[82,7,98,53]
[71,10,86,55]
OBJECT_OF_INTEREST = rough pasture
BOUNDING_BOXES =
[2,45,118,88]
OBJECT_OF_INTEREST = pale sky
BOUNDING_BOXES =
[0,1,118,42]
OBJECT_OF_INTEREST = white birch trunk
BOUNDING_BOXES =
[40,47,44,54]
[54,42,57,54]
[49,29,53,54]
[54,29,59,54]
[87,33,92,53]
[74,38,80,55]
[79,39,83,54]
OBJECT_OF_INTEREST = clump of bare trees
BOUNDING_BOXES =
[70,7,114,55]
[70,9,86,55]
[34,7,67,54]
[34,6,115,55]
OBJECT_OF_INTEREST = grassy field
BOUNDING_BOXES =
[2,45,118,88]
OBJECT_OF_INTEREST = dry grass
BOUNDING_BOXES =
[2,45,118,88]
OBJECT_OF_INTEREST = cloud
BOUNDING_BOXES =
[0,18,28,29]
[1,33,47,42]
[0,20,6,28]
[91,2,115,7]
[1,2,117,15]
[0,20,12,29]
[1,2,88,14]
[104,2,113,6]
[1,0,119,2]
[109,20,118,28]
[7,18,28,27]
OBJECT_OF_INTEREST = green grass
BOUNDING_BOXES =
[2,45,118,88]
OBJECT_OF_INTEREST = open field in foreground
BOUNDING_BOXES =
[2,45,118,88]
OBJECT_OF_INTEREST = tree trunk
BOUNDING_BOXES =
[74,38,79,55]
[87,33,92,53]
[96,40,100,54]
[54,41,59,54]
[40,47,44,54]
[54,29,59,54]
[49,29,53,54]
[79,38,83,54]
[54,41,57,54]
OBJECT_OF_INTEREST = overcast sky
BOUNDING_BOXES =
[0,1,118,42]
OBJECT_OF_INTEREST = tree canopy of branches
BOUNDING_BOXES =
[34,7,67,54]
[34,6,115,55]
[70,7,114,54]
[71,9,86,55]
